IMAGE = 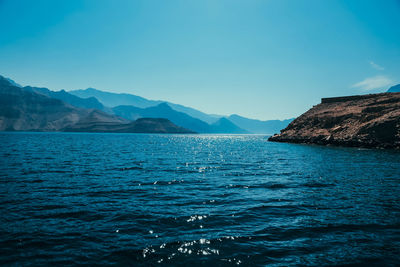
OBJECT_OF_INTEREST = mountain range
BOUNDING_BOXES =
[24,86,108,112]
[227,114,293,134]
[0,76,191,133]
[0,74,294,134]
[70,88,221,124]
[70,87,292,133]
[111,103,248,133]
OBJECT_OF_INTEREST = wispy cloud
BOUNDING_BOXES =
[352,75,394,91]
[369,61,384,71]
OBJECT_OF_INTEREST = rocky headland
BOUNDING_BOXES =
[269,92,400,149]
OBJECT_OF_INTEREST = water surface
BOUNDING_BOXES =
[1,133,400,265]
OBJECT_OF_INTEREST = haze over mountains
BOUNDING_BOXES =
[112,103,212,133]
[228,114,293,135]
[70,87,293,133]
[0,75,294,133]
[0,76,190,133]
[24,86,107,112]
[0,76,124,131]
[1,74,399,136]
[70,88,221,124]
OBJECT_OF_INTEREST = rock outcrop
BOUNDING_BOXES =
[268,93,400,149]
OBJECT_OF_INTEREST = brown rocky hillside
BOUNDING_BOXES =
[269,93,400,149]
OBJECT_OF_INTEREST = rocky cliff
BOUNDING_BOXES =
[268,92,400,149]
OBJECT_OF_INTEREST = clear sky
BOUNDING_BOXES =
[0,0,399,120]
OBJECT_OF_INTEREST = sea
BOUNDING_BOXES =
[1,133,400,266]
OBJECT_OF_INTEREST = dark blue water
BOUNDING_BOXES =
[1,133,400,266]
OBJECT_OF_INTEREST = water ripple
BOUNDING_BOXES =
[0,133,400,265]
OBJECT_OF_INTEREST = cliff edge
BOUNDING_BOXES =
[268,92,400,149]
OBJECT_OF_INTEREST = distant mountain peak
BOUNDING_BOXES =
[1,74,294,134]
[229,114,241,118]
[0,75,22,88]
[228,114,294,134]
[155,102,172,109]
[0,77,190,133]
[69,87,221,123]
[85,87,98,91]
[215,117,231,124]
[70,86,293,133]
[23,85,106,111]
[210,117,249,134]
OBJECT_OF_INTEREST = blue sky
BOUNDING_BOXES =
[0,0,399,120]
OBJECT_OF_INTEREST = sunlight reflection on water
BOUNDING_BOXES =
[0,133,400,265]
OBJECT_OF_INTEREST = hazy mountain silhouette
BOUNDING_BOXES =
[113,103,210,133]
[69,88,220,124]
[23,86,108,112]
[0,77,101,131]
[64,116,192,133]
[2,75,293,134]
[70,88,157,108]
[5,77,22,87]
[169,103,221,124]
[112,103,247,133]
[228,114,293,134]
[70,88,294,133]
[210,117,249,134]
[387,84,400,93]
[0,76,191,133]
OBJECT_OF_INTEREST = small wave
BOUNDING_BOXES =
[118,166,144,171]
[302,182,335,188]
[34,210,103,221]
